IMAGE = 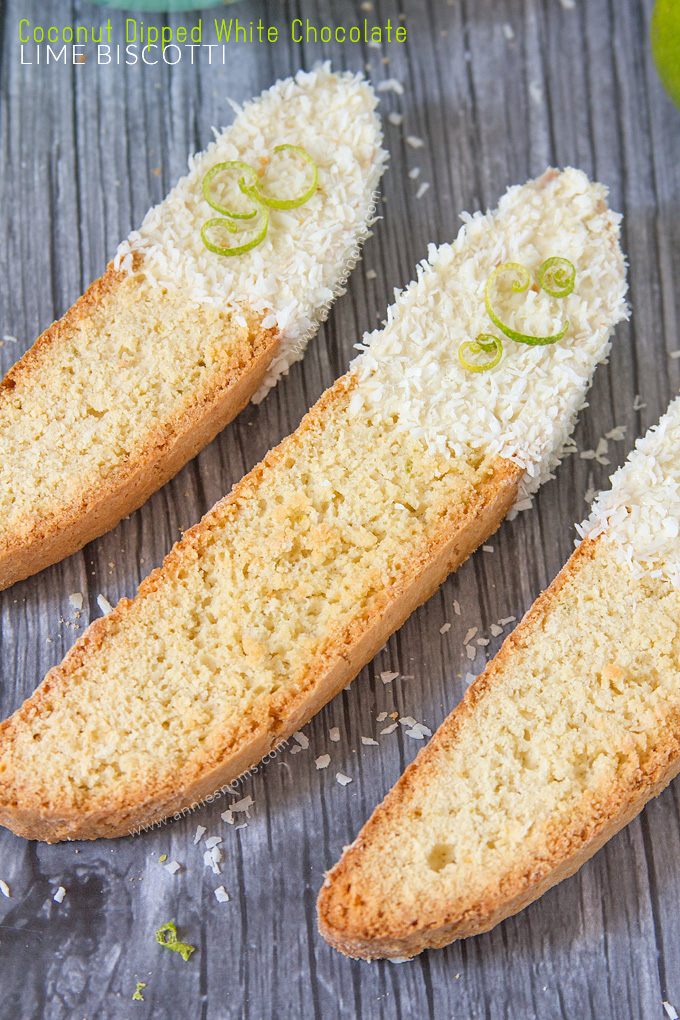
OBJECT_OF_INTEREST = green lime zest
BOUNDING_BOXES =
[485,262,569,346]
[256,144,318,210]
[202,161,260,218]
[201,144,318,257]
[132,982,146,1001]
[458,333,503,372]
[538,256,576,297]
[200,204,269,258]
[156,921,196,962]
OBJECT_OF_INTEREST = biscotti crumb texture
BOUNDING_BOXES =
[0,378,516,840]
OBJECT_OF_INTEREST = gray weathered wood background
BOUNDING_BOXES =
[1,0,679,1016]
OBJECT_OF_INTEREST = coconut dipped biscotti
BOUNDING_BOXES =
[0,64,386,590]
[317,396,680,962]
[0,168,626,841]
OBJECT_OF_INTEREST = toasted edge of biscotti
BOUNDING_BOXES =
[0,262,279,591]
[316,536,680,960]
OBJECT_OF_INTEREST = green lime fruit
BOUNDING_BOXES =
[651,0,680,110]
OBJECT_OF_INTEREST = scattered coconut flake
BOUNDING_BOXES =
[366,269,377,280]
[2,335,18,343]
[405,723,432,740]
[53,886,66,904]
[214,886,230,903]
[361,736,379,746]
[580,449,596,460]
[377,78,405,95]
[204,850,221,875]
[466,645,476,660]
[490,623,503,637]
[315,754,331,769]
[482,545,494,553]
[463,627,478,644]
[440,622,451,634]
[605,425,627,441]
[477,637,489,646]
[97,594,113,616]
[293,731,310,750]
[231,795,254,816]
[633,394,647,411]
[376,711,388,722]
[415,182,430,199]
[664,1004,679,1020]
[670,351,680,360]
[559,0,576,8]
[499,616,516,626]
[204,836,223,849]
[453,600,461,616]
[221,809,234,825]
[0,880,9,898]
[387,111,403,126]
[408,167,421,180]
[193,825,206,845]
[594,437,610,465]
[502,22,515,40]
[406,135,425,149]
[68,592,83,612]
[336,773,353,786]
[290,745,302,754]
[465,672,477,685]
[584,486,598,503]
[380,722,399,734]
[165,861,181,875]
[399,716,418,728]
[380,670,399,684]
[529,81,544,104]
[329,727,341,742]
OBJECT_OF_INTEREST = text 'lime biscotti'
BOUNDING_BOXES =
[0,169,626,842]
[0,64,386,590]
[318,396,680,962]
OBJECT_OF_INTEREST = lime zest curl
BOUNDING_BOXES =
[458,256,577,373]
[156,921,196,963]
[201,204,269,258]
[538,256,576,297]
[200,144,318,257]
[458,333,503,373]
[202,161,260,219]
[484,259,571,347]
[256,144,318,210]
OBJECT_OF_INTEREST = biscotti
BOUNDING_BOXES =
[0,169,626,842]
[317,396,680,961]
[0,65,385,590]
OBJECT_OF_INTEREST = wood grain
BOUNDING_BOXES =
[0,0,678,1016]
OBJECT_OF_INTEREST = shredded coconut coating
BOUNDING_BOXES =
[349,168,628,505]
[114,63,386,400]
[578,396,680,588]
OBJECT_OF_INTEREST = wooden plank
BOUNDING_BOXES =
[0,0,679,1017]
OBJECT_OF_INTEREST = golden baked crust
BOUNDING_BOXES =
[317,537,680,959]
[0,261,279,590]
[0,375,520,841]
